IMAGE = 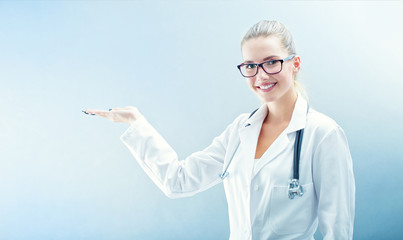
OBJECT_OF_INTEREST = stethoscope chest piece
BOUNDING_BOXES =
[220,105,310,199]
[287,105,309,200]
[288,179,304,199]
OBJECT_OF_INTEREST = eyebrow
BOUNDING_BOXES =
[243,55,281,64]
[263,55,280,61]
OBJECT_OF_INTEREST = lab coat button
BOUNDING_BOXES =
[254,185,259,191]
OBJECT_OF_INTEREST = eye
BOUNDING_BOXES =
[266,60,279,66]
[245,64,257,69]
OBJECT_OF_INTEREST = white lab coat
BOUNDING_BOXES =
[120,95,355,240]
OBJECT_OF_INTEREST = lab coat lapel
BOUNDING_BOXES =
[253,132,290,175]
[239,122,262,164]
[238,105,268,178]
[252,94,309,176]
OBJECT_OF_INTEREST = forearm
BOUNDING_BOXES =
[120,116,227,198]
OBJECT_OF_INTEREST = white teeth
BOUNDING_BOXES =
[260,83,275,90]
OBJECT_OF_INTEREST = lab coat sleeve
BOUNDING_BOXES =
[312,126,355,240]
[120,115,243,199]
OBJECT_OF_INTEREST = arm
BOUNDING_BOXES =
[312,126,356,240]
[120,115,239,199]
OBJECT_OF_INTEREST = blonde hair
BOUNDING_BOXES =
[241,20,308,100]
[241,20,296,56]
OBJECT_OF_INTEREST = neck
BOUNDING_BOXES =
[265,90,298,124]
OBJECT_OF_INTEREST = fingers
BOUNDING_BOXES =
[82,110,95,115]
[83,106,140,124]
[83,109,114,122]
[84,109,109,115]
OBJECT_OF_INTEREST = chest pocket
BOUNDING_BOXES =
[269,182,316,234]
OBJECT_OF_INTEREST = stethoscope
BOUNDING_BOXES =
[219,106,309,200]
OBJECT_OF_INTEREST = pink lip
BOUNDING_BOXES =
[256,82,277,92]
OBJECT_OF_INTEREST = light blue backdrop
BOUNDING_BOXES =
[1,1,402,239]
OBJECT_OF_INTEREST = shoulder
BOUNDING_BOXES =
[306,109,352,165]
[306,108,346,143]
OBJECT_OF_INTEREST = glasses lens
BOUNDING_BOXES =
[262,60,282,74]
[239,64,258,77]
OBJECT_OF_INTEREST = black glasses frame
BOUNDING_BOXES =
[237,55,295,78]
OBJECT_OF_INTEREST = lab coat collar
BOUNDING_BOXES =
[243,104,269,128]
[285,93,309,134]
[243,92,308,133]
[244,93,309,177]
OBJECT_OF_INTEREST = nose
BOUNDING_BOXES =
[256,65,270,80]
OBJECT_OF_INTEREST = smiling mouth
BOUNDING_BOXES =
[258,83,276,90]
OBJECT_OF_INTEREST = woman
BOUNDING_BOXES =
[84,20,355,240]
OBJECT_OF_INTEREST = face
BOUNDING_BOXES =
[241,36,300,104]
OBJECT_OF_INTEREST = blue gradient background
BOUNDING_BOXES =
[1,1,402,239]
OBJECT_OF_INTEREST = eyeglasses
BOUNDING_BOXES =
[237,55,295,78]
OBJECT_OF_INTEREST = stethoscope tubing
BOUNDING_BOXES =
[219,141,239,179]
[220,105,309,182]
[293,128,304,180]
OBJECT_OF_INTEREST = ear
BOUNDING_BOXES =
[292,56,301,74]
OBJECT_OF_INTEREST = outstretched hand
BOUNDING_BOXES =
[83,106,142,124]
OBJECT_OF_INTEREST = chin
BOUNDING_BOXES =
[258,94,277,104]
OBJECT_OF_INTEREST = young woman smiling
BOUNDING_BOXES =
[85,20,355,240]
